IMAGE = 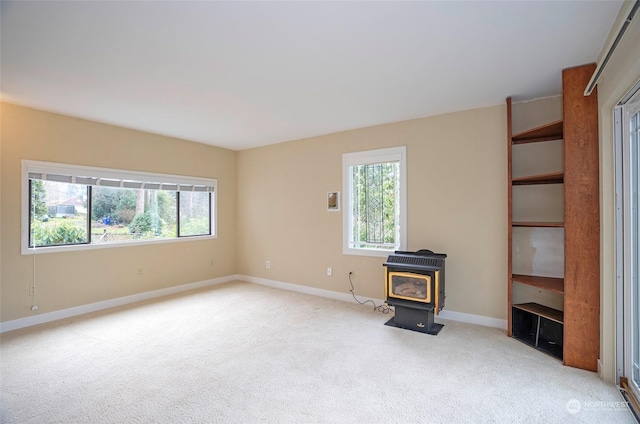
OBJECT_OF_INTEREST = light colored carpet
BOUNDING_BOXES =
[0,280,634,423]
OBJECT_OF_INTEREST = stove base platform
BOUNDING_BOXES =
[384,304,444,335]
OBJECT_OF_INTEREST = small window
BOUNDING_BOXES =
[23,161,216,254]
[342,146,407,256]
[179,191,211,237]
[29,180,89,248]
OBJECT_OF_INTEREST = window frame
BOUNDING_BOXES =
[177,190,213,238]
[28,180,92,248]
[342,146,407,257]
[615,82,640,407]
[22,160,217,255]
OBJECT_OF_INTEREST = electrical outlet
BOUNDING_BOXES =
[29,285,35,296]
[137,268,144,277]
[327,267,332,277]
[266,260,271,269]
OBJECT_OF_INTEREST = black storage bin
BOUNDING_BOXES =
[538,316,563,358]
[512,307,537,347]
[512,304,563,361]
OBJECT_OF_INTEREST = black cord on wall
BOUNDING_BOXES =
[348,272,393,314]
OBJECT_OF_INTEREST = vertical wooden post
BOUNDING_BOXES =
[562,63,600,371]
[506,98,513,337]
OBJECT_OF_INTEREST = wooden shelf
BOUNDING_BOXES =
[512,274,564,294]
[512,120,563,144]
[512,171,563,185]
[512,222,564,228]
[513,302,564,324]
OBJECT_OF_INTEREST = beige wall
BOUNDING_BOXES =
[0,97,508,325]
[0,103,237,322]
[595,1,640,383]
[237,105,508,320]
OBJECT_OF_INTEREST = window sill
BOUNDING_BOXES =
[342,246,397,258]
[21,234,217,255]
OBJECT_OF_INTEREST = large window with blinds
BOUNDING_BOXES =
[342,146,406,257]
[22,161,216,254]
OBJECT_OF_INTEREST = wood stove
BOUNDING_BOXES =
[383,249,447,335]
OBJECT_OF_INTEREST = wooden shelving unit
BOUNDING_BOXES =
[508,109,565,361]
[508,106,565,345]
[506,64,600,371]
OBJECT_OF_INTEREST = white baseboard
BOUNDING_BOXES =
[1,274,507,333]
[597,359,602,379]
[0,275,237,334]
[438,309,507,330]
[237,275,507,330]
[240,275,359,303]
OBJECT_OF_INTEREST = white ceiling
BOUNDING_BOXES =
[0,1,623,151]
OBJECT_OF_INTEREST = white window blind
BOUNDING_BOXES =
[25,161,215,192]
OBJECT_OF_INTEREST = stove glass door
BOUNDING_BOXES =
[389,272,431,302]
